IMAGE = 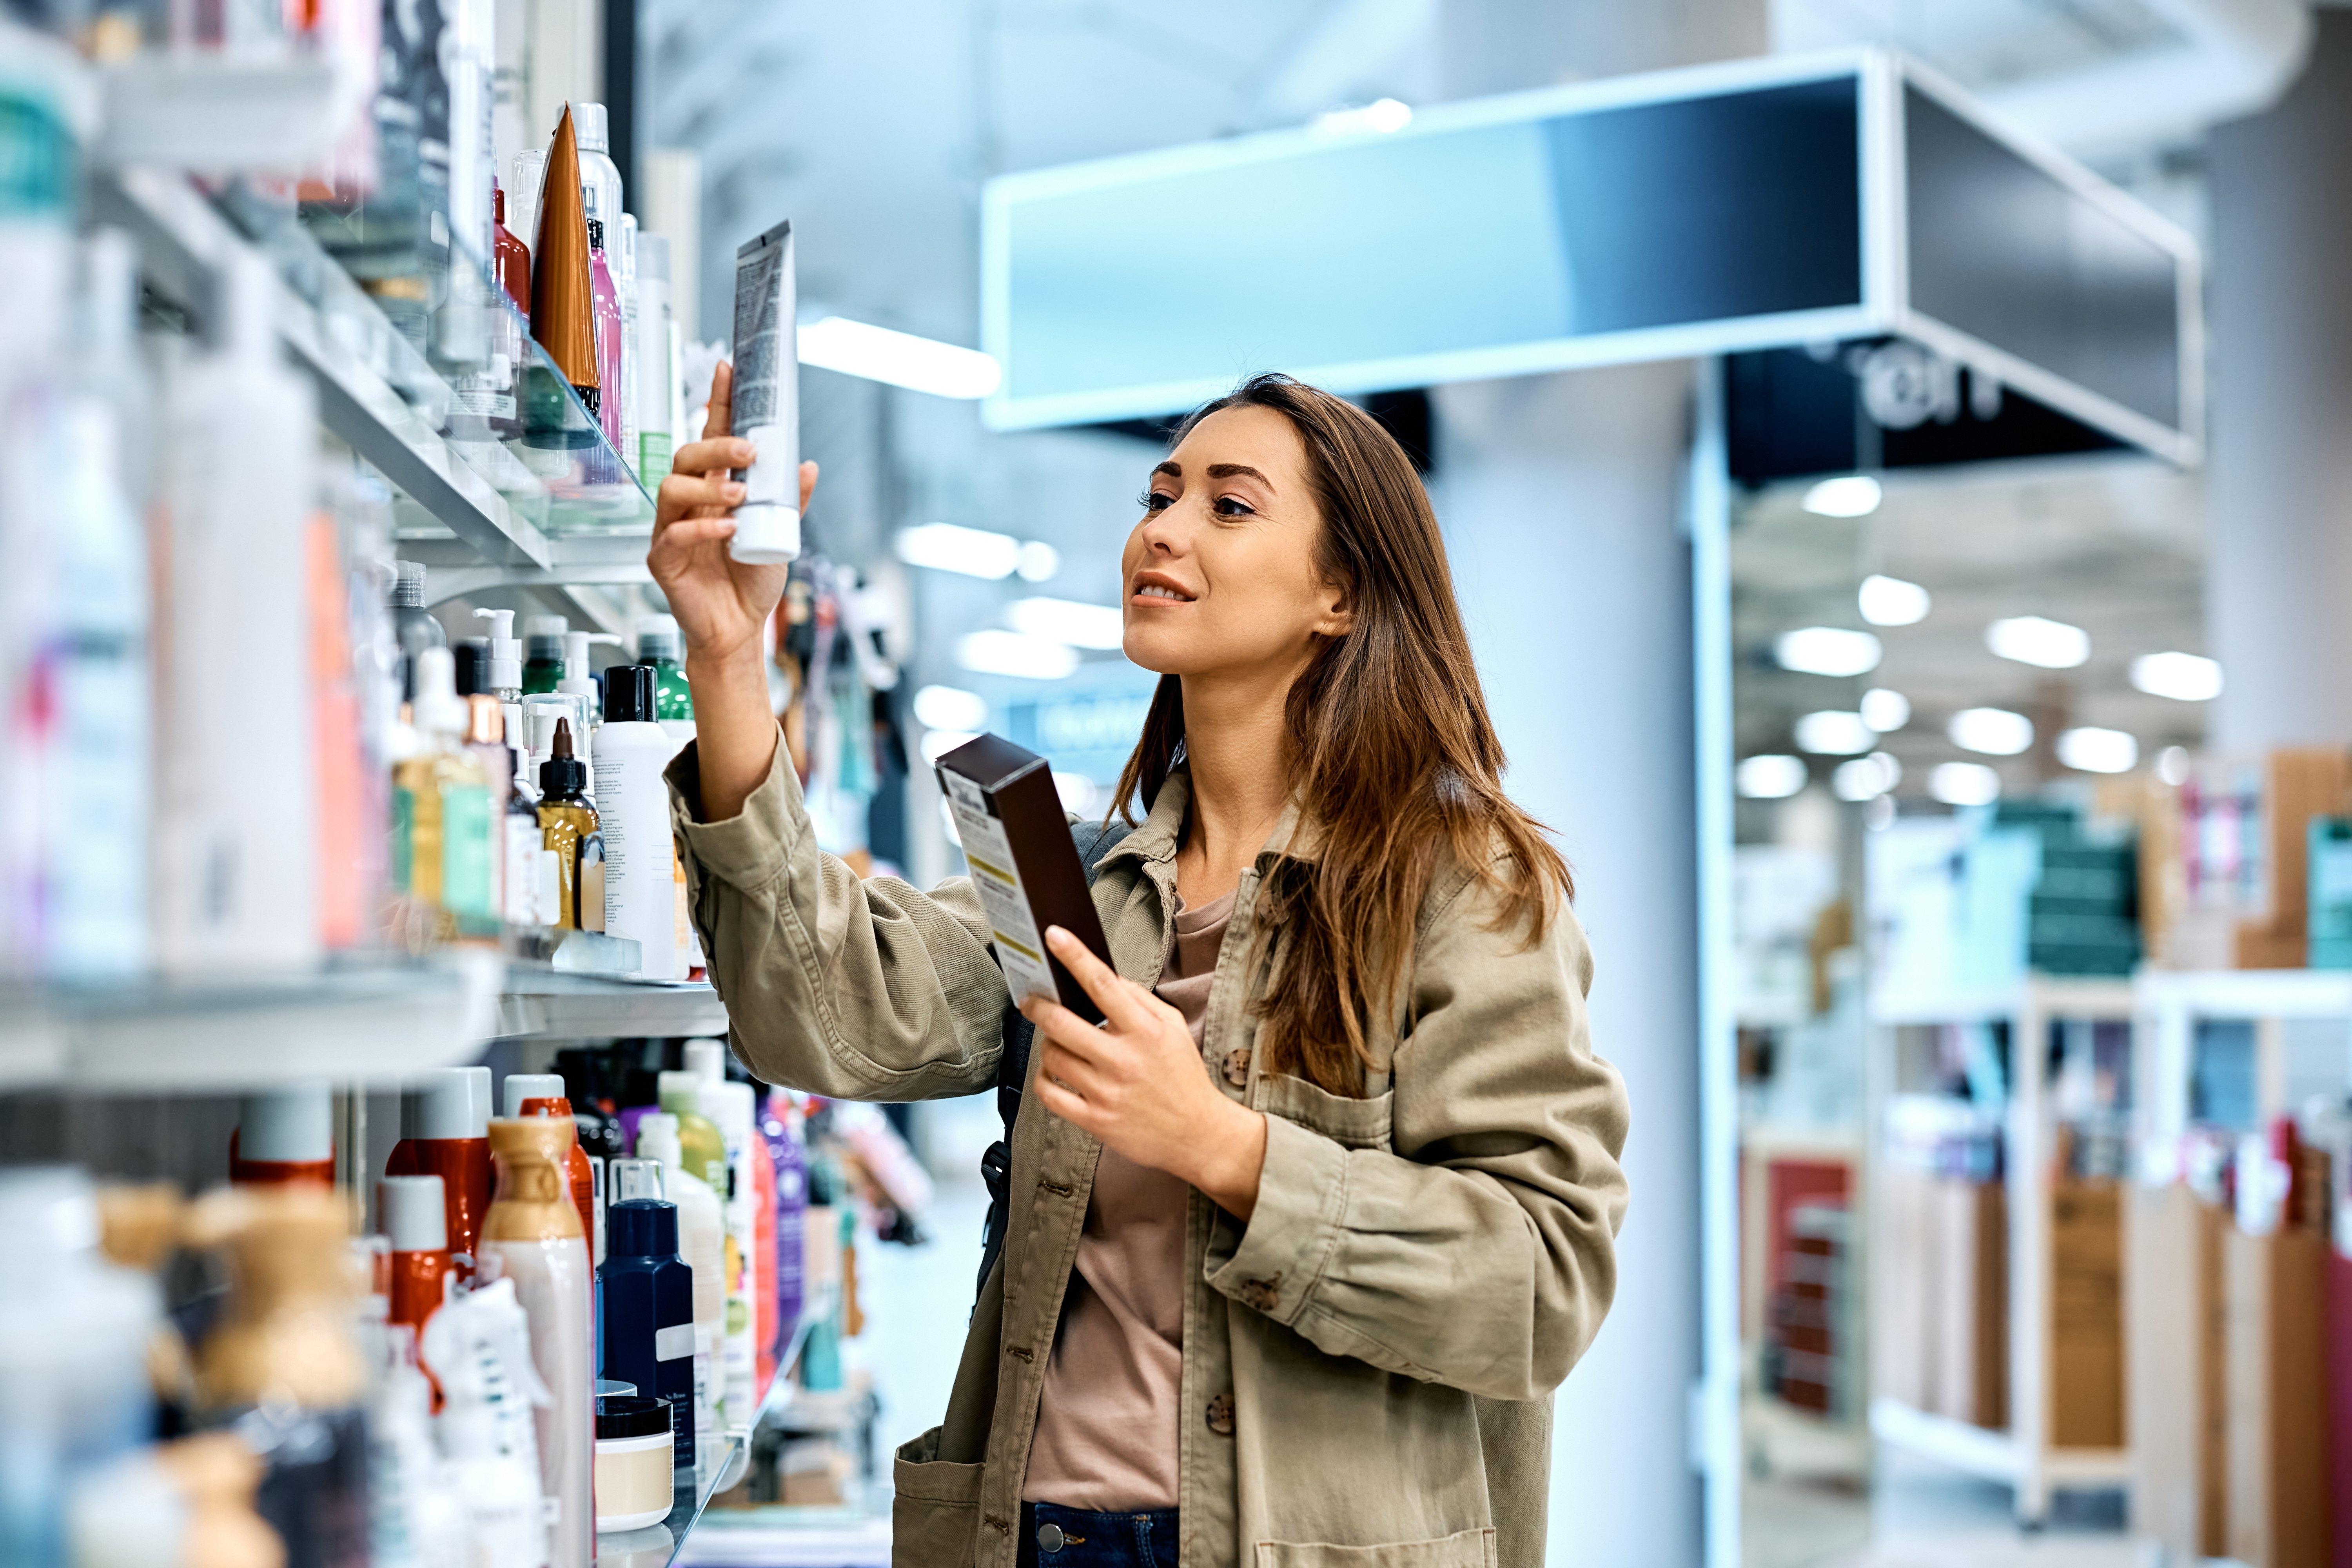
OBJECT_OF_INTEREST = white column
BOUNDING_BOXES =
[1434,8,1762,1563]
[2207,12,2352,749]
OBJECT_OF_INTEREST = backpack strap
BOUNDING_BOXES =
[975,816,1134,1299]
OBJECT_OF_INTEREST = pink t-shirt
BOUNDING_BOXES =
[1022,887,1236,1509]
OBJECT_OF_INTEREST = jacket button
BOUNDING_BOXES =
[1205,1392,1235,1436]
[1221,1048,1250,1088]
[1239,1274,1281,1312]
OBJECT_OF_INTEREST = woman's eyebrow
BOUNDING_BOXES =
[1151,460,1181,480]
[1205,463,1269,483]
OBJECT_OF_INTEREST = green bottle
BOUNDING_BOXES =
[635,612,693,725]
[522,614,568,694]
[658,1070,730,1194]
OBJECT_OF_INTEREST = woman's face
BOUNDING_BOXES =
[1120,405,1352,680]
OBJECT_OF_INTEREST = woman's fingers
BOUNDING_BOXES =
[670,436,754,482]
[799,459,819,513]
[653,517,737,554]
[1037,1040,1105,1101]
[702,360,734,442]
[1020,994,1110,1068]
[1043,927,1157,1032]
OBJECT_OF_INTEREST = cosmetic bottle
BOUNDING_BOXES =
[633,613,694,736]
[154,248,318,978]
[380,1174,455,1352]
[600,1168,695,1474]
[187,1187,368,1568]
[481,1117,594,1568]
[599,666,678,979]
[536,717,604,932]
[682,1044,759,1419]
[419,1275,552,1568]
[748,1092,778,1399]
[368,1321,470,1568]
[394,646,496,942]
[387,561,445,706]
[586,213,625,462]
[522,615,567,694]
[0,1167,160,1568]
[764,1090,807,1352]
[634,1115,724,1449]
[455,642,515,933]
[593,1396,674,1532]
[494,178,531,319]
[555,1050,629,1169]
[510,148,546,270]
[68,1431,285,1568]
[529,107,598,424]
[472,608,526,737]
[658,1069,730,1197]
[230,1085,335,1188]
[505,1073,599,1262]
[385,1065,493,1265]
[615,214,641,477]
[633,232,675,483]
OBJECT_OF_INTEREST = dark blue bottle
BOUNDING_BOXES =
[601,1192,697,1472]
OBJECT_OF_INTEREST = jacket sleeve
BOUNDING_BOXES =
[666,730,1009,1101]
[1201,867,1630,1402]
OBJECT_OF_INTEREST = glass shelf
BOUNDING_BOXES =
[93,163,655,583]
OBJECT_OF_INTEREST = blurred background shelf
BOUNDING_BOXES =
[495,971,729,1041]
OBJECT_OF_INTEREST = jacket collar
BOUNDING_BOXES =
[1092,762,1325,874]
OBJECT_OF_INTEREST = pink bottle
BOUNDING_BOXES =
[587,218,625,466]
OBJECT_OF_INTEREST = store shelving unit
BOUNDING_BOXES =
[1866,976,2137,1525]
[2134,968,2352,1151]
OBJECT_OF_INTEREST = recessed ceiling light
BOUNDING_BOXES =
[1930,761,2002,806]
[955,630,1078,681]
[912,684,989,731]
[1796,710,1875,755]
[1775,626,1882,678]
[2057,726,2138,774]
[1860,688,1911,731]
[1987,615,2090,669]
[798,316,1002,399]
[1803,475,1882,517]
[1009,597,1124,650]
[895,522,1019,579]
[1833,753,1901,802]
[1858,574,1930,626]
[1736,755,1808,799]
[2131,651,2222,702]
[1949,707,2035,756]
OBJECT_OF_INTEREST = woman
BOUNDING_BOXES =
[651,369,1629,1568]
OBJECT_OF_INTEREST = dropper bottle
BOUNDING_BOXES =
[537,717,603,932]
[557,628,621,791]
[393,646,495,940]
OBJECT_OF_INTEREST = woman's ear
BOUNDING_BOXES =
[1314,577,1355,639]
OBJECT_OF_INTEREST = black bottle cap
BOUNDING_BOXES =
[606,1197,680,1260]
[453,639,488,697]
[595,1394,672,1439]
[540,717,589,797]
[603,661,656,724]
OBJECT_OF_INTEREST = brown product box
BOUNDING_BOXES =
[2050,1181,2123,1449]
[2224,1223,2332,1568]
[2127,1183,2224,1557]
[936,734,1116,1022]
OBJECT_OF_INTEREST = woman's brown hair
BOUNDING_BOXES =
[1109,373,1571,1096]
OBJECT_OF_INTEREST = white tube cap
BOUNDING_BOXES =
[682,1038,727,1087]
[403,1067,487,1141]
[379,1174,448,1252]
[503,1073,568,1118]
[609,1157,666,1203]
[657,1070,704,1115]
[238,1085,332,1162]
[708,1079,754,1143]
[636,1112,682,1171]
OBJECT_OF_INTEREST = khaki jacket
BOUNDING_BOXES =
[668,739,1630,1568]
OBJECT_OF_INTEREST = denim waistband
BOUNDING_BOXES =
[1017,1501,1179,1568]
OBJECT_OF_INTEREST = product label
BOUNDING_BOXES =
[655,1322,695,1361]
[581,835,606,932]
[941,770,1057,1004]
[639,431,673,480]
[441,783,494,918]
[391,786,416,892]
[505,816,542,925]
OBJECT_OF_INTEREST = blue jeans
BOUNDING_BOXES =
[1017,1503,1179,1568]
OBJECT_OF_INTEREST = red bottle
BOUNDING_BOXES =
[508,1072,598,1257]
[385,1066,493,1264]
[494,180,531,322]
[380,1173,456,1406]
[229,1086,336,1187]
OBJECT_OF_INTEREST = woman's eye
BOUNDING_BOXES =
[1213,494,1254,518]
[1138,489,1174,512]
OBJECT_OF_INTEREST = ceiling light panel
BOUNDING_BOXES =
[1775,626,1883,678]
[1986,614,2090,668]
[1796,710,1876,755]
[1949,707,2035,755]
[1736,755,1808,799]
[2131,650,2221,701]
[1858,574,1930,626]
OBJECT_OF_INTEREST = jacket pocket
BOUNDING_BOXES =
[1253,1526,1497,1567]
[891,1425,986,1568]
[1254,1072,1395,1151]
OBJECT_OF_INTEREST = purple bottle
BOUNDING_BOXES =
[762,1088,806,1350]
[586,216,626,472]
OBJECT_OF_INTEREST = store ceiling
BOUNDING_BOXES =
[1732,453,2209,797]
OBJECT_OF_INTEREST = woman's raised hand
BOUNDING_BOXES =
[1022,927,1269,1219]
[646,359,818,670]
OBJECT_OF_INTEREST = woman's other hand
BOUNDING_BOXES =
[1023,926,1268,1219]
[647,360,818,669]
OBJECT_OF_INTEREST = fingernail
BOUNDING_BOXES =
[1045,926,1069,946]
[725,483,747,499]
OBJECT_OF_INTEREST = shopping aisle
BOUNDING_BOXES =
[1746,1455,2145,1568]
